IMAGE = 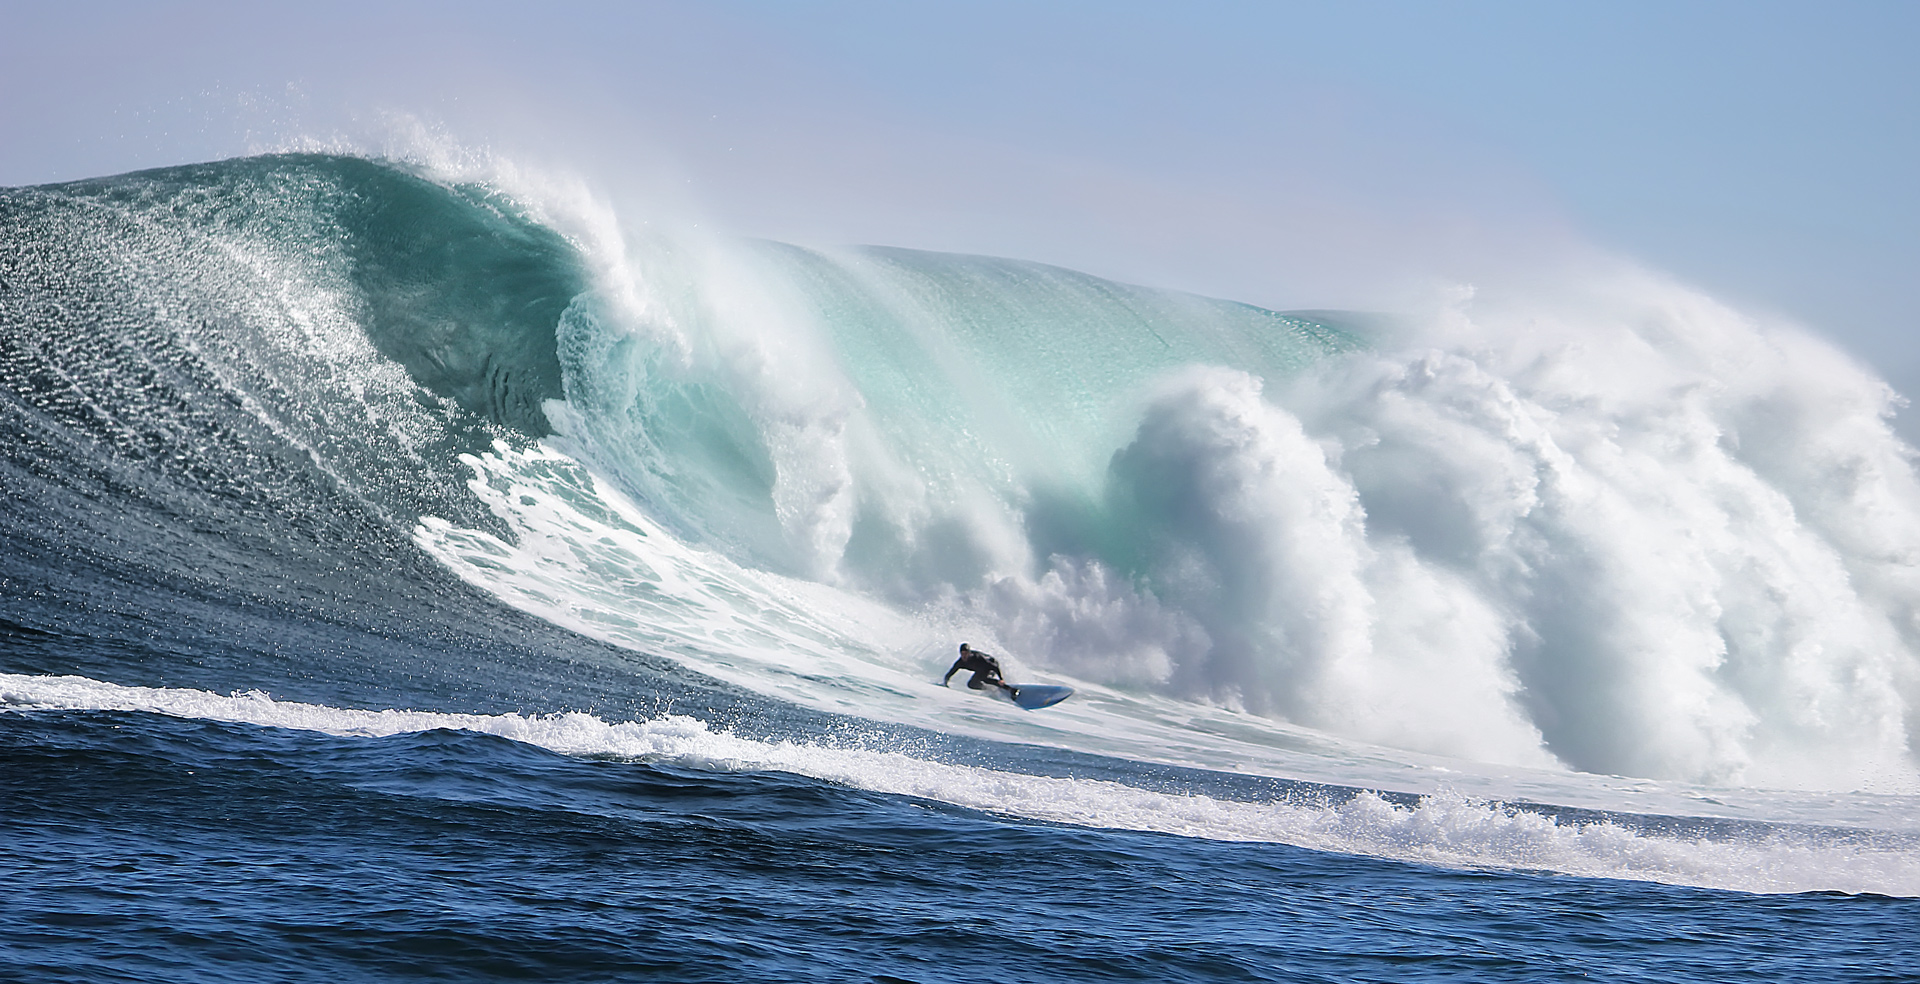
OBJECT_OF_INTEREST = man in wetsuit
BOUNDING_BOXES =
[943,643,1019,699]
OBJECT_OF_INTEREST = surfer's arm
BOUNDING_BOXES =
[942,658,963,685]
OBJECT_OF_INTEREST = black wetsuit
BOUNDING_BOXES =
[944,649,1016,696]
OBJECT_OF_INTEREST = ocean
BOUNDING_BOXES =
[3,153,1917,982]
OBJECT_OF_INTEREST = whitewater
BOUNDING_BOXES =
[5,151,1920,981]
[415,155,1920,799]
[7,671,1917,898]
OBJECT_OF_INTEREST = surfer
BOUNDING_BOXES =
[943,643,1019,699]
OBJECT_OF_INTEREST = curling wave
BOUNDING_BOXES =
[4,152,1919,801]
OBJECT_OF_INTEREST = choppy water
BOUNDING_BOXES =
[4,154,1919,982]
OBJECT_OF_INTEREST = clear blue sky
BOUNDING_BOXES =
[5,1,1916,397]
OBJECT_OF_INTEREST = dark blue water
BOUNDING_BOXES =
[5,154,1919,983]
[6,709,1915,984]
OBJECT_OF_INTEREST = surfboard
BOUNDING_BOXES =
[1002,684,1073,710]
[944,678,1074,709]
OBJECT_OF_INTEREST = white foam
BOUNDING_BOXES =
[551,231,1920,792]
[334,145,1920,798]
[950,272,1920,793]
[1278,272,1920,789]
[6,672,1915,897]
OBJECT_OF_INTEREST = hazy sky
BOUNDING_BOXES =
[5,1,1916,396]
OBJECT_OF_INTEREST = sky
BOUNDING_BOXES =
[4,1,1916,405]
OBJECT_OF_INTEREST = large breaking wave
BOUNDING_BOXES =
[4,152,1918,809]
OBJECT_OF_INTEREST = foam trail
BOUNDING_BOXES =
[5,673,1914,897]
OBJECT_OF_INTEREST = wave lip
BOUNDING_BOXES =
[7,672,1916,897]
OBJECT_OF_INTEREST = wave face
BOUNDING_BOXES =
[0,154,768,722]
[5,153,1919,812]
